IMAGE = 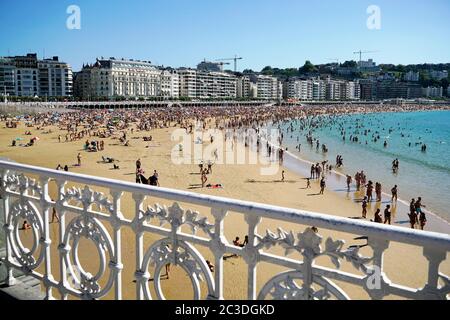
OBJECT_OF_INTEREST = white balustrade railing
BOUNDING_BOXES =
[0,160,449,300]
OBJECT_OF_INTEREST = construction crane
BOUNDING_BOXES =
[215,55,243,72]
[353,50,378,66]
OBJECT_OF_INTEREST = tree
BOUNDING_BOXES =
[299,61,317,74]
[341,60,357,68]
[261,66,274,75]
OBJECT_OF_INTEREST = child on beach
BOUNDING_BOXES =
[306,178,311,189]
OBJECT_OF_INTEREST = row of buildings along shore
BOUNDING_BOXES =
[1,53,449,101]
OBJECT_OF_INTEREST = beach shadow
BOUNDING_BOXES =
[246,179,297,184]
[348,216,365,220]
[188,184,203,190]
[190,172,201,175]
[223,254,239,261]
[395,220,410,225]
[307,193,322,196]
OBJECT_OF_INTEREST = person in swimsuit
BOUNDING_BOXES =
[384,205,391,225]
[362,197,368,219]
[374,209,383,223]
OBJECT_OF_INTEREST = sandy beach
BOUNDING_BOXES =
[0,110,449,300]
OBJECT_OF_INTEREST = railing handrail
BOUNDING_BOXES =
[1,160,449,250]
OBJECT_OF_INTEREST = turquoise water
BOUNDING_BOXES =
[278,110,450,221]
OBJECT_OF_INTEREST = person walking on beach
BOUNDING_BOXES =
[375,182,382,202]
[366,181,374,202]
[201,169,208,188]
[355,172,361,191]
[77,153,82,167]
[419,210,427,230]
[281,170,285,182]
[310,164,315,179]
[346,175,352,192]
[136,158,141,170]
[384,205,392,225]
[362,197,368,219]
[319,177,326,195]
[408,199,417,229]
[391,185,398,202]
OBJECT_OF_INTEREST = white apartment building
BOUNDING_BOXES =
[159,70,179,98]
[38,58,73,97]
[326,80,341,100]
[285,78,360,101]
[285,79,313,100]
[404,71,420,82]
[422,86,443,98]
[196,71,237,99]
[178,69,197,98]
[237,75,251,98]
[0,53,73,97]
[250,74,282,100]
[74,58,172,99]
[312,80,326,101]
[178,69,237,99]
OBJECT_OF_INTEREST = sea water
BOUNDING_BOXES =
[277,110,450,222]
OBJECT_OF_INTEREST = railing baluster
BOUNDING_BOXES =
[132,193,145,300]
[40,176,53,300]
[111,190,124,300]
[244,215,261,300]
[423,247,446,299]
[210,207,227,300]
[0,169,16,286]
[55,179,68,300]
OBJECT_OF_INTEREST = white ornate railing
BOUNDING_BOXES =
[0,160,449,300]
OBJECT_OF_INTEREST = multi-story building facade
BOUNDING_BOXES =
[0,53,72,98]
[178,68,237,99]
[237,75,251,98]
[359,79,376,101]
[285,78,360,101]
[74,58,168,99]
[178,68,197,98]
[285,79,313,101]
[249,74,282,100]
[196,71,237,99]
[422,86,443,98]
[159,70,179,98]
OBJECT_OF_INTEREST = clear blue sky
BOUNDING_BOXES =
[1,0,449,71]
